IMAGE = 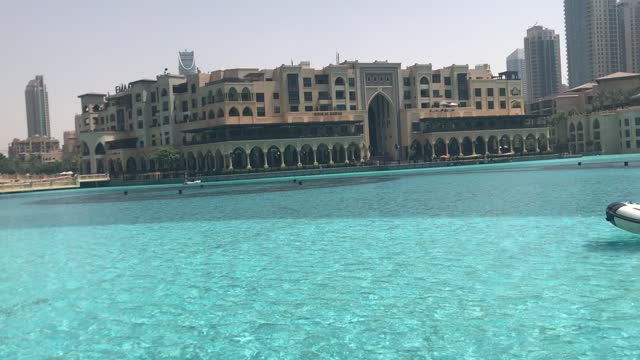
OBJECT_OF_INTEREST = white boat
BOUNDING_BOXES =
[183,180,202,185]
[606,202,640,234]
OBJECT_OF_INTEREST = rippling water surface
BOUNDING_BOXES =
[2,155,640,358]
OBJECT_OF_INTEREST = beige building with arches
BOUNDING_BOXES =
[75,60,535,177]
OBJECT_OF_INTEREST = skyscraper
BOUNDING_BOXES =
[178,50,197,75]
[24,75,51,137]
[565,0,620,88]
[524,26,562,103]
[618,0,640,73]
[506,48,528,103]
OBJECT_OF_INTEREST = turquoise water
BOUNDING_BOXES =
[2,155,640,359]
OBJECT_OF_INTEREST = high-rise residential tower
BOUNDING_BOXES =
[506,48,528,103]
[178,50,197,75]
[24,75,51,137]
[524,26,563,102]
[565,0,620,88]
[618,0,640,73]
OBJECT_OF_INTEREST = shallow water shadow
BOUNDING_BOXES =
[583,238,640,253]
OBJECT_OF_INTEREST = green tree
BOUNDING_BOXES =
[152,146,180,171]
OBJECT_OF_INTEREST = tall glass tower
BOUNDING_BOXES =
[178,50,197,75]
[24,75,51,137]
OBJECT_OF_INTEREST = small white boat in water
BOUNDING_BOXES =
[606,202,640,234]
[183,179,202,185]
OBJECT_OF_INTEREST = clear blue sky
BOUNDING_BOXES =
[0,0,566,154]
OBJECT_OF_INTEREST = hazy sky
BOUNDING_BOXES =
[0,0,566,154]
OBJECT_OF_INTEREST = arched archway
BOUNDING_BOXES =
[217,108,224,118]
[284,145,298,166]
[512,135,524,154]
[525,134,537,153]
[332,143,346,163]
[242,107,253,116]
[409,140,423,161]
[475,136,486,155]
[205,151,215,173]
[229,107,239,117]
[139,158,146,173]
[300,145,314,165]
[499,135,511,154]
[424,141,433,160]
[487,136,499,154]
[82,142,90,156]
[434,138,447,157]
[186,152,196,172]
[335,77,345,86]
[367,93,393,156]
[249,147,265,168]
[448,138,460,157]
[241,87,251,101]
[208,110,215,119]
[216,89,224,103]
[95,143,106,156]
[317,144,330,165]
[228,87,238,101]
[197,151,205,172]
[231,147,247,169]
[214,150,224,172]
[420,76,430,85]
[267,146,282,168]
[149,159,156,172]
[461,137,473,156]
[347,143,361,163]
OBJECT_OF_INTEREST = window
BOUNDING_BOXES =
[181,101,188,112]
[318,91,330,100]
[190,84,196,93]
[287,74,300,104]
[499,88,506,97]
[161,89,168,97]
[152,105,158,115]
[349,91,356,101]
[627,141,631,148]
[335,77,345,86]
[432,74,441,83]
[433,90,441,98]
[273,92,280,100]
[403,77,411,86]
[433,102,440,108]
[290,105,299,112]
[445,90,452,98]
[444,77,451,86]
[475,88,482,97]
[256,93,265,102]
[350,105,357,111]
[487,88,494,97]
[635,118,640,126]
[304,92,313,102]
[421,103,430,109]
[420,89,429,97]
[336,104,346,111]
[257,107,265,117]
[274,106,280,114]
[303,77,312,87]
[500,101,506,109]
[636,129,640,136]
[459,102,467,107]
[152,140,157,146]
[192,112,199,121]
[404,104,412,109]
[163,116,170,125]
[488,101,494,110]
[192,99,197,108]
[319,105,330,111]
[201,97,206,106]
[637,140,640,148]
[315,75,329,84]
[625,118,630,126]
[305,105,313,112]
[348,78,355,87]
[151,92,157,103]
[136,108,143,116]
[476,101,482,110]
[626,129,631,137]
[135,93,142,102]
[137,121,143,129]
[404,91,411,100]
[335,90,345,100]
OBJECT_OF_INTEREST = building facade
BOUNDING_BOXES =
[507,48,528,104]
[178,51,197,76]
[62,130,79,154]
[524,26,563,103]
[618,0,640,73]
[25,75,51,137]
[8,136,62,162]
[75,60,538,177]
[565,0,621,88]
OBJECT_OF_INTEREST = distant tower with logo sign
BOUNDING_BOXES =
[178,50,197,76]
